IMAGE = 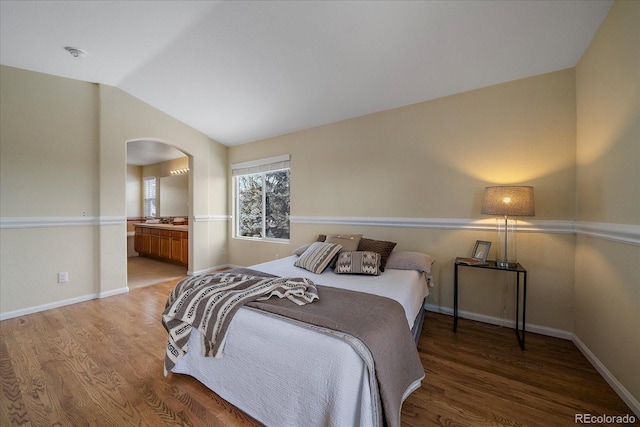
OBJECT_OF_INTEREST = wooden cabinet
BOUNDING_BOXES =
[170,231,187,264]
[150,229,161,256]
[159,230,172,259]
[134,225,188,267]
[134,231,143,253]
[135,227,153,254]
[182,234,189,265]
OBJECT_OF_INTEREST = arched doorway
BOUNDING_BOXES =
[126,139,193,288]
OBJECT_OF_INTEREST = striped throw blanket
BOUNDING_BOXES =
[162,272,318,375]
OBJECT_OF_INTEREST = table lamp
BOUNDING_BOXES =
[481,186,535,268]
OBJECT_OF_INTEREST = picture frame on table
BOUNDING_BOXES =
[472,240,491,262]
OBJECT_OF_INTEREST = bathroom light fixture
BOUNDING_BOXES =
[64,46,87,58]
[170,168,189,175]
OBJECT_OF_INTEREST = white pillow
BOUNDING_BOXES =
[294,242,343,274]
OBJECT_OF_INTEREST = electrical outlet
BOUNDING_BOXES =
[221,246,226,254]
[58,272,69,283]
[276,254,280,260]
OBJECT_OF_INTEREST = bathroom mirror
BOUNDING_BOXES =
[160,175,188,216]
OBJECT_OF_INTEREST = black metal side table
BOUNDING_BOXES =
[453,257,528,350]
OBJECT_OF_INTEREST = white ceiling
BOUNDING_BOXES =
[126,140,186,166]
[1,0,613,152]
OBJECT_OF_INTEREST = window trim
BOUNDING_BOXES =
[232,155,290,242]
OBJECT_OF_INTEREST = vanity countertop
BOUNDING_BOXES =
[134,223,188,232]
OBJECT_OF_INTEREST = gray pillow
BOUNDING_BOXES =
[293,243,312,256]
[385,251,435,273]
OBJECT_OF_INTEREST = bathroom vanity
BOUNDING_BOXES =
[134,223,188,266]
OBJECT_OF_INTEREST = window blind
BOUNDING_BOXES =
[143,176,156,217]
[231,155,290,177]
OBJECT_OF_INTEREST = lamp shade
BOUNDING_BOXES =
[481,186,535,217]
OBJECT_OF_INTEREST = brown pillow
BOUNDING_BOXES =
[357,238,397,271]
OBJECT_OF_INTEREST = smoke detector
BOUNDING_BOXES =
[64,46,87,58]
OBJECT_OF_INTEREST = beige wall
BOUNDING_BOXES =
[98,84,228,290]
[575,0,639,405]
[1,66,101,311]
[0,66,99,218]
[126,165,143,218]
[0,66,228,315]
[229,68,578,333]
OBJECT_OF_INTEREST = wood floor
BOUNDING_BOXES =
[1,277,636,427]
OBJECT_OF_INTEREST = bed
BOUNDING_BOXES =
[164,241,435,427]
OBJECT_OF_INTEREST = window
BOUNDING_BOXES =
[233,155,290,240]
[143,176,157,217]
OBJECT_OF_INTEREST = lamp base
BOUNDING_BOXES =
[496,260,518,268]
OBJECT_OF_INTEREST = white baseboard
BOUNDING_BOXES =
[189,264,235,276]
[424,304,639,418]
[572,335,640,417]
[1,293,92,320]
[0,287,130,321]
[424,303,573,340]
[99,287,129,298]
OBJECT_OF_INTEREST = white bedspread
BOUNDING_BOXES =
[171,256,429,426]
[251,256,429,329]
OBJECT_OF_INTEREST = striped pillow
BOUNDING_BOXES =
[334,251,381,276]
[294,242,343,274]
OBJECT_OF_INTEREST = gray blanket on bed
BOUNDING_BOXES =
[234,268,425,427]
